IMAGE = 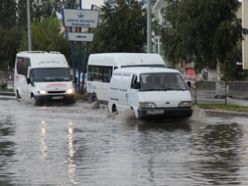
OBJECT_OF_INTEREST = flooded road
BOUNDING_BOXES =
[1,100,248,185]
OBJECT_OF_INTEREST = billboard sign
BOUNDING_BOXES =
[67,32,94,42]
[63,9,99,28]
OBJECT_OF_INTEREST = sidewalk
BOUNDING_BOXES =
[0,91,15,100]
[228,97,248,107]
[0,95,16,100]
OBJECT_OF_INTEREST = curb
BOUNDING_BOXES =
[0,95,16,100]
[193,107,248,119]
[203,109,248,117]
[0,91,15,100]
[0,91,15,96]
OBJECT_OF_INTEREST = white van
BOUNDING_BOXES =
[108,67,192,119]
[87,53,166,103]
[14,51,76,105]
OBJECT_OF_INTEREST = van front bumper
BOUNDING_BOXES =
[34,94,76,103]
[138,107,193,119]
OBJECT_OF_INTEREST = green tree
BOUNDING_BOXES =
[19,17,70,63]
[161,0,246,73]
[16,0,27,27]
[31,0,77,21]
[16,0,77,26]
[90,0,146,53]
[0,0,16,28]
[0,27,23,70]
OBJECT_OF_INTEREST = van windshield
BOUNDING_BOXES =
[30,68,71,82]
[140,73,188,91]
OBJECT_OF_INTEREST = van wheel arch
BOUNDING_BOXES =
[16,90,21,101]
[88,92,97,103]
[31,93,39,105]
[130,106,139,119]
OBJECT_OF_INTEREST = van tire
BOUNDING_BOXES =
[31,95,39,106]
[16,91,21,102]
[112,104,118,114]
[88,93,97,103]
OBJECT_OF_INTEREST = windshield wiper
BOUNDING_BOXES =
[43,77,55,81]
[53,77,70,81]
[42,77,70,81]
[141,88,169,91]
[169,88,188,91]
[176,88,187,91]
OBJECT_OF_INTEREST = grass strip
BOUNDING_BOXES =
[0,88,14,92]
[197,103,248,113]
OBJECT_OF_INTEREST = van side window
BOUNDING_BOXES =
[88,65,113,82]
[131,75,138,89]
[17,57,30,76]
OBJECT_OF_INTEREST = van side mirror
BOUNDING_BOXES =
[27,78,35,86]
[27,78,31,84]
[133,82,141,89]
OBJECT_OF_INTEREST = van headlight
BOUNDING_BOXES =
[66,88,75,94]
[179,101,192,107]
[139,102,156,108]
[38,90,47,95]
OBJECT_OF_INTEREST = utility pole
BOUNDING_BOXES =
[147,0,152,53]
[27,0,32,51]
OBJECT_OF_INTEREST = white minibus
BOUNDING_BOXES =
[108,67,192,119]
[86,53,166,103]
[14,51,76,105]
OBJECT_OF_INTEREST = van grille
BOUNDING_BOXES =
[48,91,66,94]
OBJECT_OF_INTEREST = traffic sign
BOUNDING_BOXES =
[67,32,94,42]
[63,9,99,28]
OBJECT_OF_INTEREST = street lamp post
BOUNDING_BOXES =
[27,0,32,51]
[147,0,152,53]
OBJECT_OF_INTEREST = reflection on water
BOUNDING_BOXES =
[40,120,48,161]
[0,116,16,186]
[138,119,192,132]
[1,101,248,185]
[189,123,244,185]
[67,121,76,184]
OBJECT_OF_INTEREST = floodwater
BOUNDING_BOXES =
[1,100,248,185]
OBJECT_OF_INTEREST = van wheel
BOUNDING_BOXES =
[112,105,118,114]
[92,93,97,102]
[16,91,21,102]
[31,95,39,106]
[88,93,97,103]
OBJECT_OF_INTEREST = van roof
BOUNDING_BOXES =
[113,67,180,75]
[16,51,69,68]
[89,53,166,66]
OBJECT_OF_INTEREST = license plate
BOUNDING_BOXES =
[147,109,164,115]
[52,96,63,100]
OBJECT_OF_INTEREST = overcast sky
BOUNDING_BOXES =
[82,0,104,9]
